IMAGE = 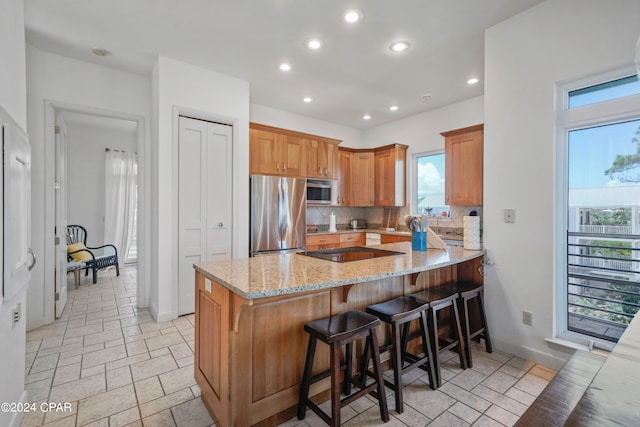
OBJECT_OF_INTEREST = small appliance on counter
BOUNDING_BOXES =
[349,219,367,229]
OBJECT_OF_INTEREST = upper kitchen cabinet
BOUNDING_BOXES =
[351,151,375,206]
[337,148,352,206]
[374,144,407,207]
[250,124,305,177]
[306,138,339,179]
[441,124,483,206]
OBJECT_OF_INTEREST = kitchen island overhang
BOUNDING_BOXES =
[193,243,486,426]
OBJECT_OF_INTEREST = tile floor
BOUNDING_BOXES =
[22,266,556,427]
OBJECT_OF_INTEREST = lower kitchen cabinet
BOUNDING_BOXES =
[380,234,411,244]
[306,234,341,250]
[340,232,365,247]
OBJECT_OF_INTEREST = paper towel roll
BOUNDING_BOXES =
[329,212,337,233]
[463,216,481,250]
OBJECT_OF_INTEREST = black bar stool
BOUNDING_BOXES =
[364,296,436,413]
[456,281,492,368]
[297,310,389,427]
[410,284,467,388]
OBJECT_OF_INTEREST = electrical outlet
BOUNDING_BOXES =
[523,310,533,326]
[504,209,516,224]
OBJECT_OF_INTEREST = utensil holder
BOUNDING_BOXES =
[412,231,426,251]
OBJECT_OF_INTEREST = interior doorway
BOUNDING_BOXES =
[49,104,145,319]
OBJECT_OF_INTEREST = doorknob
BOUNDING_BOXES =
[27,248,36,271]
[218,222,223,227]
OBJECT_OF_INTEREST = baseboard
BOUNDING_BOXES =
[7,389,28,427]
[491,337,572,370]
[148,304,175,323]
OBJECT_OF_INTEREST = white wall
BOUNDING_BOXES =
[0,0,28,425]
[26,45,151,329]
[152,56,250,322]
[251,103,364,147]
[66,121,137,245]
[484,0,640,368]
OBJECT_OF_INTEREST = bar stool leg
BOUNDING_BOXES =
[344,342,353,395]
[460,297,473,368]
[390,321,403,413]
[297,335,316,420]
[368,328,389,422]
[451,300,468,370]
[330,343,342,427]
[477,292,493,353]
[428,307,442,388]
[418,311,437,389]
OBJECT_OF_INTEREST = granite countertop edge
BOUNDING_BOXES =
[194,244,485,300]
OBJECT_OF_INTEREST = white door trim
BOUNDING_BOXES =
[39,100,149,327]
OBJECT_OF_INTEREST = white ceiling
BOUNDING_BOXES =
[24,0,544,129]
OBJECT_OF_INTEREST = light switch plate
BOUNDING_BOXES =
[504,209,516,224]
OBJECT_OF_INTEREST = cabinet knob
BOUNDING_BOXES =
[276,162,279,171]
[283,163,287,172]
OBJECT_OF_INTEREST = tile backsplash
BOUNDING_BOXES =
[307,205,482,231]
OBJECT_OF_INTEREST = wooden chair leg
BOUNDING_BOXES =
[368,328,389,422]
[419,311,437,390]
[390,321,404,413]
[330,343,342,427]
[451,300,467,370]
[477,292,493,353]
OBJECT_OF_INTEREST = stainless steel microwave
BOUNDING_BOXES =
[306,179,338,205]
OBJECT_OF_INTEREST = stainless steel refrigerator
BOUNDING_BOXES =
[250,175,306,256]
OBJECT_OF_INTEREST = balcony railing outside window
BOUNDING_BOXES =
[567,231,640,342]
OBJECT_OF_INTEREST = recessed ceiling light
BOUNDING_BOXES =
[363,114,371,120]
[306,39,322,50]
[467,77,479,85]
[389,105,399,111]
[389,41,411,52]
[344,10,362,23]
[279,63,291,71]
[91,47,110,57]
[303,97,312,103]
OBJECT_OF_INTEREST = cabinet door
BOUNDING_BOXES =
[374,146,406,207]
[306,139,322,178]
[338,150,352,206]
[250,129,285,175]
[444,128,483,205]
[374,149,394,206]
[325,142,338,179]
[283,135,306,177]
[351,152,375,206]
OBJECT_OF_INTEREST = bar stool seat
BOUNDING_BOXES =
[297,310,389,426]
[365,296,436,413]
[410,284,467,388]
[456,281,492,368]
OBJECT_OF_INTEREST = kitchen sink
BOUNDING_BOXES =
[299,246,404,263]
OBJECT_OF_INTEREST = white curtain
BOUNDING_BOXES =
[104,150,137,265]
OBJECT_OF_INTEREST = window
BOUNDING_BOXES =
[415,152,449,217]
[558,69,640,344]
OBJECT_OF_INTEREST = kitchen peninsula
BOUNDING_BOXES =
[193,243,485,426]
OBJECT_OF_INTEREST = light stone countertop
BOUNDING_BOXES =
[194,242,484,300]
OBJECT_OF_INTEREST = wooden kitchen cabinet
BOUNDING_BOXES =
[249,127,306,177]
[306,234,341,250]
[338,149,352,206]
[307,138,339,179]
[339,232,365,247]
[351,151,375,206]
[441,124,483,206]
[380,234,411,244]
[250,123,341,178]
[374,144,407,207]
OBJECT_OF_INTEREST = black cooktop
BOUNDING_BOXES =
[299,246,404,263]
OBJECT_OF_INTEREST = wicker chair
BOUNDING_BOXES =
[66,225,119,284]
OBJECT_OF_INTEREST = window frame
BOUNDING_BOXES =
[411,149,450,218]
[555,65,640,348]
